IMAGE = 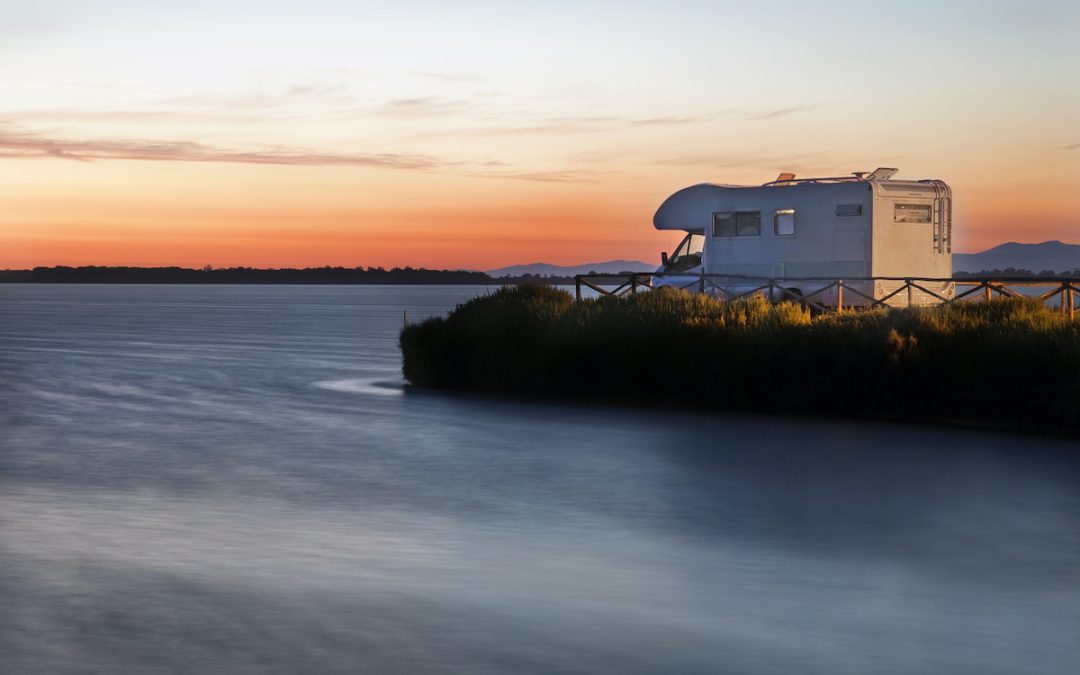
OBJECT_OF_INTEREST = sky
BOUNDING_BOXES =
[1,0,1077,269]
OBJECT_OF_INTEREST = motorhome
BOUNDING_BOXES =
[653,168,953,306]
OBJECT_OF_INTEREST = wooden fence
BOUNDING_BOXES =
[573,273,1078,318]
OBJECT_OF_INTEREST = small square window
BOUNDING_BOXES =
[713,213,736,237]
[736,211,761,236]
[836,203,862,217]
[774,209,795,236]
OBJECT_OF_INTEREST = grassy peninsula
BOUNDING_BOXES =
[400,285,1080,433]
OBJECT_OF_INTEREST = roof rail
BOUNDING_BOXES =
[762,166,902,186]
[760,175,865,186]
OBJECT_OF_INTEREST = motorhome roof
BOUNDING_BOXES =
[759,167,902,187]
[686,169,933,191]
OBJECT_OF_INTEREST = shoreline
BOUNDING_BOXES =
[402,382,1080,440]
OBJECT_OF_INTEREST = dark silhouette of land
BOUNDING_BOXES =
[401,285,1080,435]
[5,265,1074,285]
[953,268,1080,279]
[0,266,580,285]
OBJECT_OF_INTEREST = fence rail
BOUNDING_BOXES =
[573,272,1078,318]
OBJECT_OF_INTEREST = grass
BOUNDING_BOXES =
[400,285,1080,433]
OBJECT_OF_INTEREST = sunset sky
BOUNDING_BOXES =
[2,0,1077,269]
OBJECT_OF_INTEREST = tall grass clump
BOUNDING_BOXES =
[400,286,1080,432]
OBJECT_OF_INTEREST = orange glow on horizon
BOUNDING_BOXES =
[3,159,1078,270]
[0,159,672,269]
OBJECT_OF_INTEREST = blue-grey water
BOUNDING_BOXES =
[1,284,1077,675]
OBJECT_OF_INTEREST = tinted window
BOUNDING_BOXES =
[712,213,736,237]
[713,211,761,237]
[736,211,761,236]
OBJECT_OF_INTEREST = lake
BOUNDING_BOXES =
[1,284,1077,674]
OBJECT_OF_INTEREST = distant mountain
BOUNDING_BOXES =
[953,241,1080,274]
[487,259,655,278]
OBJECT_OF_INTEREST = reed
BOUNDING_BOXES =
[400,286,1080,432]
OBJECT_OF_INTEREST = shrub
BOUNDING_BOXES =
[400,288,1080,432]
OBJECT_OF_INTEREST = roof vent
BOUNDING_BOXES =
[867,167,898,180]
[774,172,796,182]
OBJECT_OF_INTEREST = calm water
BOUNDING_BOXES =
[1,284,1077,674]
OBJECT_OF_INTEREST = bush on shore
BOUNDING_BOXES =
[400,285,1080,432]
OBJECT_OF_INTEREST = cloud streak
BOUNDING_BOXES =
[747,105,816,121]
[652,150,848,177]
[1,77,162,93]
[160,83,357,112]
[463,114,714,137]
[0,128,440,170]
[0,125,607,183]
[410,71,480,83]
[432,105,816,137]
[471,168,599,183]
[374,96,477,117]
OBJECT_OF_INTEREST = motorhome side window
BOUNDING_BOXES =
[774,209,795,236]
[712,211,761,237]
[894,203,932,223]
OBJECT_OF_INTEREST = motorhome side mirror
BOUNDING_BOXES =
[661,251,668,266]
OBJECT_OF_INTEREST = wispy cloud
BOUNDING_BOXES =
[0,124,607,183]
[470,168,607,183]
[463,114,712,137]
[161,83,356,111]
[0,127,440,170]
[747,105,816,121]
[653,150,840,176]
[0,108,279,125]
[1061,142,1080,151]
[374,96,477,117]
[6,87,480,126]
[411,71,480,83]
[433,106,812,137]
[475,116,617,136]
[6,75,808,141]
[0,78,162,93]
[0,83,365,128]
[628,116,711,126]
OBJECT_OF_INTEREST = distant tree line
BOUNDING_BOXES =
[5,266,1077,284]
[954,268,1080,279]
[0,265,582,285]
[501,272,576,284]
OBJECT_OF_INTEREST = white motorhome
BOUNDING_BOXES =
[653,168,953,306]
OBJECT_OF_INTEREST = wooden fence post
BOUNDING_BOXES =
[985,283,992,303]
[699,270,705,294]
[837,279,844,313]
[906,280,913,307]
[575,277,581,301]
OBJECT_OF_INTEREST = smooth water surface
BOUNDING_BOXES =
[1,284,1077,674]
